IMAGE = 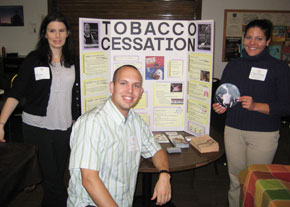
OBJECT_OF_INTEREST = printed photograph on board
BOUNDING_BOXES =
[83,22,99,49]
[197,24,211,51]
[200,70,210,82]
[170,83,183,92]
[145,56,165,80]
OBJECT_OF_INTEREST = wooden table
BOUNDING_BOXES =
[138,127,224,207]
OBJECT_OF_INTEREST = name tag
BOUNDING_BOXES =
[128,136,138,152]
[34,67,50,81]
[249,67,267,81]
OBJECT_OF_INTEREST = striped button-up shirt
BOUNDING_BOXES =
[67,98,161,207]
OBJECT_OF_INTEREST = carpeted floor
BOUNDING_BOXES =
[6,119,290,207]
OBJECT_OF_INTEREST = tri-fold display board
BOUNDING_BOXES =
[79,18,214,136]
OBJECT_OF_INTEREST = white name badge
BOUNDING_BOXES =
[249,67,268,81]
[128,136,138,152]
[34,67,50,81]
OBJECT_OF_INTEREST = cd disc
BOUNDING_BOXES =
[215,83,240,108]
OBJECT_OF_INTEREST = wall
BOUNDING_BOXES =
[0,0,47,56]
[50,0,201,55]
[1,0,289,78]
[202,0,290,78]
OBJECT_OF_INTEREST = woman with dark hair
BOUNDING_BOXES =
[213,19,290,207]
[0,12,80,207]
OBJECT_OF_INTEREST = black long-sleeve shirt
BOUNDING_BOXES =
[221,48,290,131]
[7,51,81,120]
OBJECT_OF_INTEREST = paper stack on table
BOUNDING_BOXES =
[168,134,189,148]
[190,135,219,153]
[153,133,170,143]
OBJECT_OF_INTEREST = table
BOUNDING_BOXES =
[238,164,290,207]
[138,127,224,207]
[0,142,42,206]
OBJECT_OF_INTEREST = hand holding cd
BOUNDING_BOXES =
[215,83,240,108]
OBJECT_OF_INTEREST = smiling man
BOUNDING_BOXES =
[67,65,171,207]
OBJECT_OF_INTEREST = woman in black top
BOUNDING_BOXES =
[213,19,290,207]
[0,12,80,207]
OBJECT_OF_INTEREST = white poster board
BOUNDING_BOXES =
[79,18,214,136]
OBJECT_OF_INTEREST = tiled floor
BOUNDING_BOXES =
[6,121,290,207]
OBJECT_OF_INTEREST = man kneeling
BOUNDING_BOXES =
[67,65,171,207]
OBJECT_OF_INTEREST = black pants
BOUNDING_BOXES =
[22,123,71,207]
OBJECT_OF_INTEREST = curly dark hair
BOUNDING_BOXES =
[244,19,273,41]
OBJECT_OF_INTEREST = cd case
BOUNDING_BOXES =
[168,134,189,148]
